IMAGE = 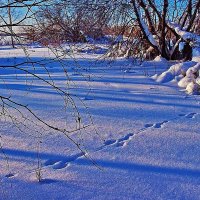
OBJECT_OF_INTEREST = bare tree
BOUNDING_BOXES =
[130,0,200,60]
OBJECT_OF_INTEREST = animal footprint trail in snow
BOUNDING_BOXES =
[43,152,85,170]
[42,112,199,171]
[103,120,170,150]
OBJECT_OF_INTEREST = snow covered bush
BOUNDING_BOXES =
[182,63,200,94]
[154,60,200,94]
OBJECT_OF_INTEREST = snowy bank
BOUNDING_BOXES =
[154,59,200,94]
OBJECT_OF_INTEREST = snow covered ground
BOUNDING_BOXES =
[0,45,200,200]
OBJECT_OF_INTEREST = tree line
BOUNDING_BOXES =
[0,0,200,60]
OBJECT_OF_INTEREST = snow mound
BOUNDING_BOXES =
[156,61,196,83]
[192,47,200,62]
[196,77,200,85]
[156,71,174,83]
[186,62,200,77]
[186,82,199,94]
[182,63,200,94]
[178,76,195,88]
[155,61,200,94]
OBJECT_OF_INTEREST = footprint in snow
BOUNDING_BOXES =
[185,113,197,119]
[153,120,168,128]
[117,133,134,143]
[144,123,154,128]
[5,173,16,178]
[115,133,134,147]
[102,133,134,149]
[44,152,85,170]
[52,161,68,170]
[116,142,126,147]
[44,159,60,166]
[144,120,168,129]
[95,139,116,151]
[104,139,116,146]
[179,113,197,119]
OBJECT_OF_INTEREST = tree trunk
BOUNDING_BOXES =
[131,0,160,55]
[182,42,193,61]
[160,0,169,59]
[8,0,15,48]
